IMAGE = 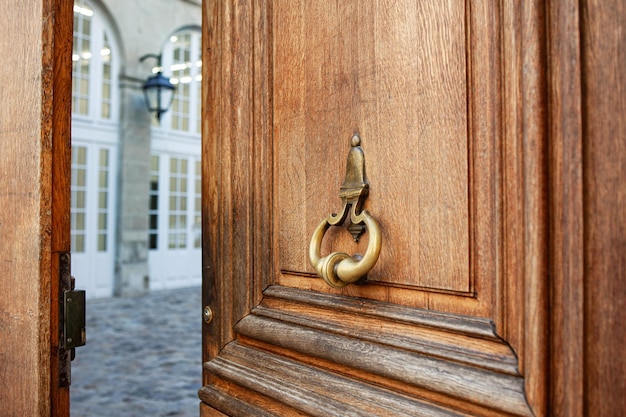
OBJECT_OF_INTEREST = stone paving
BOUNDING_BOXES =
[70,287,203,417]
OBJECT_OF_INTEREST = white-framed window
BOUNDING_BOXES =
[157,29,202,134]
[96,148,111,251]
[149,155,160,250]
[71,0,120,299]
[147,153,202,290]
[70,141,117,299]
[168,157,189,249]
[72,0,119,122]
[194,160,201,249]
[71,146,88,253]
[149,153,202,252]
[148,27,202,290]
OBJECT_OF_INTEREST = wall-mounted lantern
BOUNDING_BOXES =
[139,53,175,122]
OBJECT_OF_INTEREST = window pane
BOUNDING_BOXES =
[82,18,90,36]
[98,192,107,209]
[98,213,107,229]
[75,191,86,208]
[79,99,88,115]
[76,147,87,164]
[168,234,177,249]
[98,170,108,188]
[75,169,86,187]
[149,234,158,250]
[73,234,85,253]
[74,213,85,230]
[97,234,107,252]
[148,155,159,250]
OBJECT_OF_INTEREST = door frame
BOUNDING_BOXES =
[0,0,73,415]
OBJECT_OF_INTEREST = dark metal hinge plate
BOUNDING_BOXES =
[59,252,86,387]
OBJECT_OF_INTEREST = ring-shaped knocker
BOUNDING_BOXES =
[309,209,382,288]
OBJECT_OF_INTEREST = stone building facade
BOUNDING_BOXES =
[71,0,202,297]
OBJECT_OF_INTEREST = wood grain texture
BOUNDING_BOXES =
[205,342,466,417]
[273,0,470,292]
[202,285,533,416]
[200,401,230,417]
[500,1,549,414]
[202,0,626,415]
[201,0,221,364]
[200,387,280,417]
[271,0,504,320]
[581,0,626,415]
[0,0,71,416]
[51,0,73,415]
[202,0,275,373]
[547,1,585,416]
[201,0,549,415]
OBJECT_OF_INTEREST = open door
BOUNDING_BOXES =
[0,0,73,416]
[200,0,626,416]
[199,1,547,416]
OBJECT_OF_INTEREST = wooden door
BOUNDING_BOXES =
[200,1,547,416]
[0,0,73,416]
[195,0,626,415]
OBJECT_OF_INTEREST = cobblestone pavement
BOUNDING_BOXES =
[71,287,203,417]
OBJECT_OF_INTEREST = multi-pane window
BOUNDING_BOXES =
[162,30,202,133]
[149,155,201,253]
[194,160,201,248]
[97,149,110,251]
[170,33,192,131]
[72,1,92,116]
[101,33,113,119]
[71,146,88,253]
[71,146,112,253]
[168,158,189,249]
[149,156,160,250]
[196,71,202,134]
[72,0,117,120]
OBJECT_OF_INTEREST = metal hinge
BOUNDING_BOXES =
[59,252,86,387]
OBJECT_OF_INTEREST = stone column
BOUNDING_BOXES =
[115,76,152,296]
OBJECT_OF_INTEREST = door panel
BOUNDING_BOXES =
[201,1,547,416]
[275,0,498,318]
[275,1,469,293]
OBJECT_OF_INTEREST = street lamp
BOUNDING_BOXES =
[139,53,175,122]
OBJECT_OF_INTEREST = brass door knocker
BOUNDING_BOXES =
[308,134,382,288]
